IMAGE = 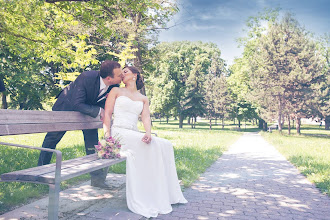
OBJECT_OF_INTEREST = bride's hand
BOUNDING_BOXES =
[142,133,152,144]
[104,131,111,139]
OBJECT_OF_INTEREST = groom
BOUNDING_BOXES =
[38,60,122,189]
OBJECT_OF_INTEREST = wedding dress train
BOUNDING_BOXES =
[111,96,187,218]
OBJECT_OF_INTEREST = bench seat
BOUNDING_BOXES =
[0,154,126,184]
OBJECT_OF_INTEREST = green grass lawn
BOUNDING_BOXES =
[0,119,243,214]
[261,125,330,196]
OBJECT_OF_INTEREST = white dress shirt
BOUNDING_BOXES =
[98,77,109,115]
[98,77,109,97]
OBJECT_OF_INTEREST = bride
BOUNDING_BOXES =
[103,66,187,218]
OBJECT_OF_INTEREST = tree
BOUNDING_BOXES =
[312,34,330,130]
[230,8,280,130]
[0,0,178,109]
[53,0,178,89]
[0,40,59,110]
[249,13,325,134]
[228,57,259,130]
[146,73,176,123]
[183,56,207,128]
[146,41,225,128]
[205,73,231,130]
[0,0,99,108]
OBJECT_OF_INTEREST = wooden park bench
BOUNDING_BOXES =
[268,124,278,132]
[0,109,126,220]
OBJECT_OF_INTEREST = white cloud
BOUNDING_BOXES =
[197,4,248,22]
[181,22,225,31]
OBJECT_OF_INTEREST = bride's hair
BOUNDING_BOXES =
[126,66,144,90]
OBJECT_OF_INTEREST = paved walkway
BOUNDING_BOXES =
[1,132,329,219]
[155,133,330,220]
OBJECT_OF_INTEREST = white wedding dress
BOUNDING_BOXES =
[111,96,187,218]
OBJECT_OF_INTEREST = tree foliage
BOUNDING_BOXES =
[231,9,328,133]
[0,0,178,109]
[145,41,226,128]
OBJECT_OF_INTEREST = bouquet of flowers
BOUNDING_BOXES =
[94,136,122,159]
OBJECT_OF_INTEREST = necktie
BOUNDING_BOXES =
[98,88,106,97]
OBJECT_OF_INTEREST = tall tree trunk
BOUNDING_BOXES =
[288,115,291,135]
[325,116,330,130]
[278,98,283,132]
[259,119,265,129]
[222,117,225,130]
[179,114,184,128]
[263,121,268,131]
[194,117,197,128]
[132,12,145,96]
[209,119,212,130]
[166,115,169,124]
[187,117,191,125]
[292,119,295,129]
[296,116,301,135]
[238,119,241,129]
[1,93,7,109]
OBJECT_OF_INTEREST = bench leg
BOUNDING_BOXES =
[48,183,60,220]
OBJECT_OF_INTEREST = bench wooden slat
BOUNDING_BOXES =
[0,109,102,136]
[0,122,102,136]
[0,109,100,124]
[1,154,100,177]
[57,157,126,182]
[0,154,126,184]
[0,155,99,183]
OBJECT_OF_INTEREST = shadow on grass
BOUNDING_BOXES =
[153,122,261,133]
[273,129,330,139]
[302,133,330,138]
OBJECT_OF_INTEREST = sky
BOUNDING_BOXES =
[158,0,330,66]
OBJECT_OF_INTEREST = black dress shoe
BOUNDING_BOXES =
[91,181,112,190]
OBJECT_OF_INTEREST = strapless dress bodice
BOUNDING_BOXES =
[112,96,144,131]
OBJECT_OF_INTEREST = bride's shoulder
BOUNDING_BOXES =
[108,87,124,99]
[112,87,123,91]
[110,87,120,92]
[139,94,149,103]
[110,87,124,94]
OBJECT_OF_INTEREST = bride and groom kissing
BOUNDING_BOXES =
[37,60,187,218]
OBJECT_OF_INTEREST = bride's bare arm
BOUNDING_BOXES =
[141,97,152,144]
[103,88,119,138]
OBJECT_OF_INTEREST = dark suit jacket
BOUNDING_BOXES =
[53,70,119,118]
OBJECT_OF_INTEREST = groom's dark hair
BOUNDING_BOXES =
[100,60,121,78]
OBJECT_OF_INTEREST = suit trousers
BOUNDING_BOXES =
[37,129,108,182]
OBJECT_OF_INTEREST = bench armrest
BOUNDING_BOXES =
[0,142,62,184]
[0,141,62,155]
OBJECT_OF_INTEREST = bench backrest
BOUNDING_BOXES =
[0,109,102,136]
